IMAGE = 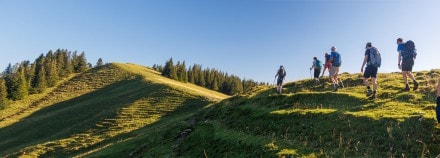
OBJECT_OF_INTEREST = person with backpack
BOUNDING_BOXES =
[321,52,332,78]
[361,42,381,99]
[275,65,286,94]
[397,38,419,91]
[329,46,342,91]
[436,79,440,124]
[310,57,322,83]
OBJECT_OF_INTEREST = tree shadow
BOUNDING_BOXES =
[0,77,214,157]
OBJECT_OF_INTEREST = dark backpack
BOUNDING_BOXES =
[278,69,286,79]
[367,47,381,67]
[403,40,417,59]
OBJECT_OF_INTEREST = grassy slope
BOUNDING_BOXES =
[0,63,227,157]
[114,70,439,157]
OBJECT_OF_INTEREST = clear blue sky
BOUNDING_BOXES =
[1,0,439,83]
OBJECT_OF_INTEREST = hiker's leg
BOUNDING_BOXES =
[436,96,440,123]
[402,71,409,85]
[407,72,416,81]
[334,67,339,84]
[437,78,440,97]
[363,77,370,87]
[372,77,377,91]
[435,79,440,123]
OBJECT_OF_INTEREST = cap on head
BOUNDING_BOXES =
[313,57,317,60]
[366,42,372,48]
[331,46,336,51]
[397,38,403,42]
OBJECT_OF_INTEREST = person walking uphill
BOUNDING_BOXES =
[310,57,322,84]
[361,42,381,99]
[397,38,419,91]
[329,47,342,91]
[275,65,286,94]
[436,79,440,124]
[321,52,332,78]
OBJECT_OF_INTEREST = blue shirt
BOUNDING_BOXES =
[397,43,405,53]
[330,51,341,66]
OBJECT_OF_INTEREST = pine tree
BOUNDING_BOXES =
[176,61,188,82]
[45,52,59,87]
[8,64,28,100]
[75,52,88,73]
[187,65,195,84]
[31,54,47,93]
[212,76,219,91]
[96,58,104,67]
[163,58,178,80]
[0,78,8,106]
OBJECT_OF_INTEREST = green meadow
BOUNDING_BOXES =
[1,63,439,157]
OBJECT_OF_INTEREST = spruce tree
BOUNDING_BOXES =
[75,52,88,72]
[32,55,47,93]
[96,58,104,67]
[9,64,28,100]
[0,78,8,106]
[163,58,178,80]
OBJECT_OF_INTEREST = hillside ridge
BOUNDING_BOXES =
[0,63,228,157]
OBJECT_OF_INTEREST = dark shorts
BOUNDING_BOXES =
[277,78,284,86]
[402,59,414,72]
[314,69,321,78]
[437,97,440,123]
[363,66,378,78]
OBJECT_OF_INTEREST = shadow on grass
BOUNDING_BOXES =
[199,100,440,157]
[0,77,214,157]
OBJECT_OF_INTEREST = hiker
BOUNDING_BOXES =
[329,46,342,91]
[437,79,440,124]
[321,52,332,78]
[310,57,322,83]
[275,65,286,94]
[397,38,418,91]
[361,42,380,99]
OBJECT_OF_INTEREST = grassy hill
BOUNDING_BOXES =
[1,63,439,157]
[155,71,439,157]
[0,63,228,157]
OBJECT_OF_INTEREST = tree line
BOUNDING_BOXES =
[0,49,104,107]
[153,58,266,95]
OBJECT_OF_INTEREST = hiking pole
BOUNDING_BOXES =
[273,77,276,86]
[309,68,313,79]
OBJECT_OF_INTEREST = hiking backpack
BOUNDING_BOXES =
[403,40,417,59]
[278,69,286,79]
[367,47,381,67]
[331,52,341,67]
[315,60,323,69]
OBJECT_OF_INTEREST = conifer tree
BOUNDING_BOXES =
[212,76,219,91]
[96,58,104,67]
[31,54,47,93]
[45,52,59,87]
[187,65,195,84]
[0,78,7,105]
[8,64,28,100]
[163,58,178,80]
[75,52,88,73]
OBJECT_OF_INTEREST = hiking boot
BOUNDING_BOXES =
[333,85,339,92]
[413,82,419,91]
[403,86,410,92]
[366,89,373,97]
